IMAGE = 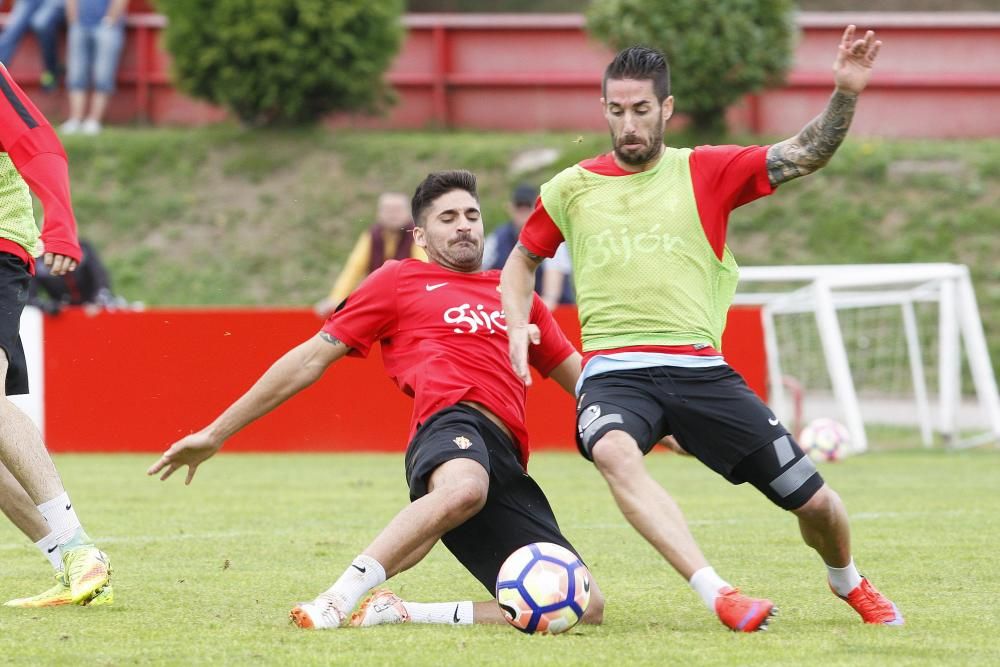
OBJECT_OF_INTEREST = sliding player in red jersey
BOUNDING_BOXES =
[0,63,112,608]
[148,170,606,629]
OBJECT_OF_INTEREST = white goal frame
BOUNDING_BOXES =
[734,263,1000,452]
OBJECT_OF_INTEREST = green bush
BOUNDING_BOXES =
[158,0,404,126]
[587,0,797,134]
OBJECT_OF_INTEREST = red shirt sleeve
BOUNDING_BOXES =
[518,197,563,259]
[0,64,81,263]
[526,293,575,377]
[689,144,775,260]
[321,260,401,358]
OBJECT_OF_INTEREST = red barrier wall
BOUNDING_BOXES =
[43,306,765,454]
[2,11,999,137]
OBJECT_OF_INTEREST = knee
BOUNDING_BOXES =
[591,431,642,479]
[440,477,488,524]
[581,586,605,625]
[792,483,842,518]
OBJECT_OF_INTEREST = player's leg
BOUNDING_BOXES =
[290,406,492,629]
[579,368,773,632]
[693,365,902,625]
[0,256,111,606]
[353,407,604,628]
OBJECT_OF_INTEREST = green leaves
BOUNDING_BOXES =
[158,0,404,126]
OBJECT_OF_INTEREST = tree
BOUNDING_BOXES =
[158,0,404,126]
[587,0,797,134]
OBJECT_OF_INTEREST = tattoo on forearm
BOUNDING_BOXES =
[767,91,858,185]
[320,332,343,346]
[516,242,545,265]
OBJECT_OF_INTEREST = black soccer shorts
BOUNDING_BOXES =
[575,365,824,511]
[0,253,31,395]
[405,404,582,592]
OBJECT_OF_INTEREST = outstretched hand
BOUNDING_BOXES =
[833,25,881,95]
[508,323,541,386]
[147,431,222,485]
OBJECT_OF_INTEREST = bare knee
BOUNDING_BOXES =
[591,431,644,481]
[792,483,843,519]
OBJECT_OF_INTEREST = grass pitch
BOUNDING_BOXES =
[1,449,998,666]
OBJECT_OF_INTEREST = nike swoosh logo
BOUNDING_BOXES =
[47,544,59,554]
[425,282,447,291]
[453,604,460,623]
[65,503,72,511]
[768,417,780,426]
[351,564,367,574]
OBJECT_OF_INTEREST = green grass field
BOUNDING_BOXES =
[1,449,998,666]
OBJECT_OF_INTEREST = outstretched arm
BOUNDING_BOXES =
[147,332,349,484]
[501,243,545,385]
[766,25,881,186]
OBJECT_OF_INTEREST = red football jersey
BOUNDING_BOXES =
[321,258,575,466]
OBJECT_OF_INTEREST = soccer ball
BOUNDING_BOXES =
[495,542,591,635]
[799,417,851,462]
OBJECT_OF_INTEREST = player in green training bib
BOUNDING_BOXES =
[501,27,902,631]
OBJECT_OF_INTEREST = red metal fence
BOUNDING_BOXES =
[2,9,998,136]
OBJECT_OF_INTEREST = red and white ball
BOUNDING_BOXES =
[799,417,851,462]
[495,542,590,634]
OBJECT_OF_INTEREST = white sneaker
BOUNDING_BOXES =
[80,119,102,135]
[289,598,346,630]
[350,589,410,627]
[60,119,81,135]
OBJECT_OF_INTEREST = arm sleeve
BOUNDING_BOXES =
[327,233,372,303]
[321,260,400,358]
[517,198,564,259]
[0,65,81,261]
[689,145,774,260]
[527,293,575,377]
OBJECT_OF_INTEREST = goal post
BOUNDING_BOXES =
[734,263,1000,453]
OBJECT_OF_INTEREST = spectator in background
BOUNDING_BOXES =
[60,0,126,136]
[313,192,427,318]
[540,242,574,311]
[28,237,121,314]
[0,0,66,91]
[484,184,573,310]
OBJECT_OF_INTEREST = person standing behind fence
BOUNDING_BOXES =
[60,0,126,136]
[0,0,66,91]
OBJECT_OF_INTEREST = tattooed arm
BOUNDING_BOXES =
[148,333,350,483]
[767,25,881,186]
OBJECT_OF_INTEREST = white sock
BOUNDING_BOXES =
[35,533,63,571]
[316,554,387,616]
[827,557,863,596]
[36,492,83,546]
[689,566,731,611]
[403,600,474,625]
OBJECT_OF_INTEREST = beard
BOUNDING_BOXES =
[433,236,483,272]
[612,127,665,166]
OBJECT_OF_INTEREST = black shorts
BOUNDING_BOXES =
[406,404,581,593]
[0,253,30,396]
[576,365,823,511]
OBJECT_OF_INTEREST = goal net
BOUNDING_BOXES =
[734,264,1000,453]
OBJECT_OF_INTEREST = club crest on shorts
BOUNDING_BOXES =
[453,436,472,449]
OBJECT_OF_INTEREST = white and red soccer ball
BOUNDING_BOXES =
[799,417,852,462]
[495,542,591,635]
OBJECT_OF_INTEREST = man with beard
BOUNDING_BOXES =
[148,170,606,630]
[501,28,902,631]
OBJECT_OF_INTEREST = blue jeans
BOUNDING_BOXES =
[31,0,65,77]
[66,19,123,93]
[0,0,41,64]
